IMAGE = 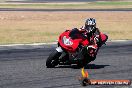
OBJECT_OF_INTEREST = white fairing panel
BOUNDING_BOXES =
[56,47,63,53]
[63,36,73,46]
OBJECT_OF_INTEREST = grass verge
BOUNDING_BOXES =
[0,1,132,9]
[0,11,131,44]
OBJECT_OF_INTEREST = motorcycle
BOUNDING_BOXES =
[46,29,108,68]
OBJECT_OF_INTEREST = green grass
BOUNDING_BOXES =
[0,3,84,8]
[92,1,132,5]
[0,3,84,7]
[0,1,132,9]
[0,0,5,3]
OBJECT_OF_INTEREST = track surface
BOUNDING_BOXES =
[1,1,132,87]
[0,41,132,88]
[2,0,132,12]
[0,8,132,11]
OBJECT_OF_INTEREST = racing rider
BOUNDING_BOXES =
[70,18,108,62]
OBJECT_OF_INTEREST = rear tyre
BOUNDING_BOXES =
[46,50,61,68]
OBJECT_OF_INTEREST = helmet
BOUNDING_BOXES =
[85,18,96,34]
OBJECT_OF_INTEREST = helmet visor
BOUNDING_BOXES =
[85,25,95,33]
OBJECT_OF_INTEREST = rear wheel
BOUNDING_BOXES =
[46,50,61,68]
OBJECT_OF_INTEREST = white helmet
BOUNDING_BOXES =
[85,18,96,34]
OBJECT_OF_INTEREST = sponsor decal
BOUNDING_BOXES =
[62,36,73,46]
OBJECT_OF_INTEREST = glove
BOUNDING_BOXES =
[87,45,97,50]
[94,36,99,43]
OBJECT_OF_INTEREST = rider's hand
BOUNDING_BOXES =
[87,45,97,50]
[94,34,100,42]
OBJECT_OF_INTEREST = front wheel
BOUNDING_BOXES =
[77,60,88,68]
[46,50,61,68]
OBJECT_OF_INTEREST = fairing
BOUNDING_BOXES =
[58,31,89,52]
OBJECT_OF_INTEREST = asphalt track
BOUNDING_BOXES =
[0,8,132,11]
[1,1,132,88]
[1,0,132,12]
[0,41,132,88]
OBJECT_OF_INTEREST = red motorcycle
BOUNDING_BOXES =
[46,29,108,68]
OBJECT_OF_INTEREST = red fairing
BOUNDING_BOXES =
[58,31,89,53]
[100,32,108,43]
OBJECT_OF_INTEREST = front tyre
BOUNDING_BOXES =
[77,60,87,68]
[46,50,61,68]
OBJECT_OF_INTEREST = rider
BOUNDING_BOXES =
[71,18,105,61]
[79,18,101,47]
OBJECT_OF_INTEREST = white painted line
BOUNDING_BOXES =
[108,40,130,42]
[0,40,131,47]
[0,42,57,47]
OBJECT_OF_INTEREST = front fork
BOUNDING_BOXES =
[56,46,66,58]
[56,46,66,60]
